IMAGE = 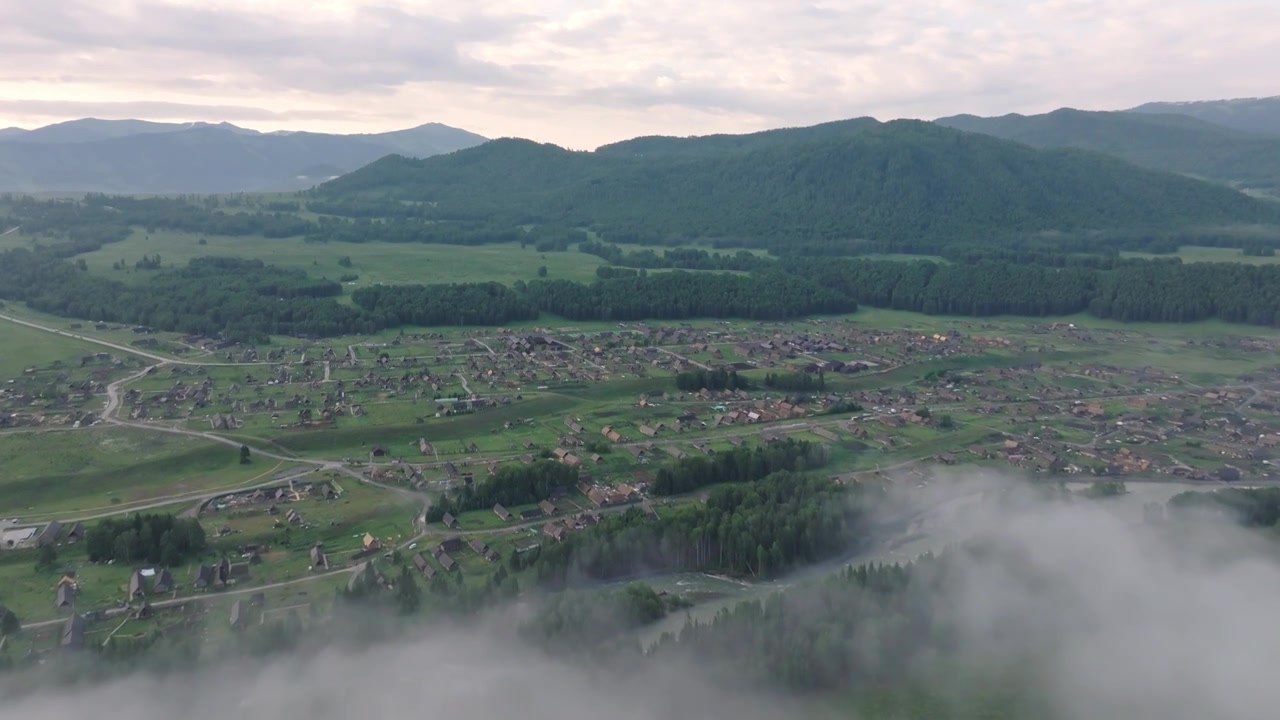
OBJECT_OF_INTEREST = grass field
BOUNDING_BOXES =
[0,317,115,378]
[0,426,300,518]
[1121,245,1280,265]
[74,231,609,288]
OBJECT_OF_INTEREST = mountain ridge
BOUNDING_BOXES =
[1127,96,1280,136]
[0,119,487,193]
[316,118,1280,247]
[935,107,1280,196]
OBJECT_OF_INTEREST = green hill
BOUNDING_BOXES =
[936,108,1280,196]
[317,119,1280,245]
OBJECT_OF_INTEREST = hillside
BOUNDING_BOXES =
[935,108,1280,196]
[0,120,486,193]
[317,119,1280,244]
[1128,96,1280,137]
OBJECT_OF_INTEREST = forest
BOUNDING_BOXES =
[648,439,831,495]
[521,271,856,321]
[315,121,1280,246]
[425,460,580,521]
[83,513,207,567]
[1167,487,1280,527]
[8,235,1280,339]
[674,368,750,392]
[521,472,879,589]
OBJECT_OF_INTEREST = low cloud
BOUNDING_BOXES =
[5,475,1280,719]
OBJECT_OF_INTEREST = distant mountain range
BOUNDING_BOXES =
[935,108,1280,197]
[0,119,487,194]
[1128,96,1280,137]
[317,118,1280,245]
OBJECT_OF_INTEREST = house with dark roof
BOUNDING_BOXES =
[128,570,147,599]
[61,614,85,650]
[229,599,247,628]
[348,561,374,593]
[493,503,513,521]
[437,552,458,571]
[65,522,86,544]
[441,513,460,529]
[435,537,465,555]
[36,520,63,547]
[310,545,329,570]
[55,583,74,610]
[538,500,558,516]
[152,568,174,593]
[193,564,214,589]
[542,523,568,542]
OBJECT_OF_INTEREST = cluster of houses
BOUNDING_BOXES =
[204,480,339,517]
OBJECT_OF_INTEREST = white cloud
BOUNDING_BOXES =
[0,0,1276,147]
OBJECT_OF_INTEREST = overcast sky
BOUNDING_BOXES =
[1,0,1276,148]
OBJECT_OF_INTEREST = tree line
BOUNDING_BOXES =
[426,460,580,522]
[649,439,831,495]
[763,372,826,392]
[83,513,207,567]
[524,472,878,589]
[522,271,855,321]
[674,368,749,392]
[579,240,769,271]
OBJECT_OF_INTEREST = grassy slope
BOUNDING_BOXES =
[0,426,296,517]
[0,318,110,377]
[74,231,609,288]
[1121,245,1280,265]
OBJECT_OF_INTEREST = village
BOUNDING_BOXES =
[5,311,1280,656]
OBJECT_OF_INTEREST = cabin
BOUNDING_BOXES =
[413,552,434,576]
[55,583,74,610]
[436,537,466,555]
[310,545,329,570]
[61,614,85,651]
[128,570,147,599]
[538,500,557,516]
[193,564,214,589]
[36,520,63,547]
[493,503,513,521]
[229,600,247,629]
[65,522,86,544]
[442,512,460,529]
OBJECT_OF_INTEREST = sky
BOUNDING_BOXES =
[0,0,1277,148]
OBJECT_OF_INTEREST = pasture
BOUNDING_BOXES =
[0,426,300,518]
[1121,245,1280,265]
[0,317,115,378]
[73,231,609,288]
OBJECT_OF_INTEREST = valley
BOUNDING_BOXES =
[3,107,1280,719]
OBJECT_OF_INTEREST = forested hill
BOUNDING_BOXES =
[936,108,1280,196]
[1127,96,1280,137]
[317,119,1280,243]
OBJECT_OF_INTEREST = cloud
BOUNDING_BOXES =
[852,473,1280,719]
[0,99,355,123]
[4,474,1280,718]
[0,0,1276,146]
[1,619,787,720]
